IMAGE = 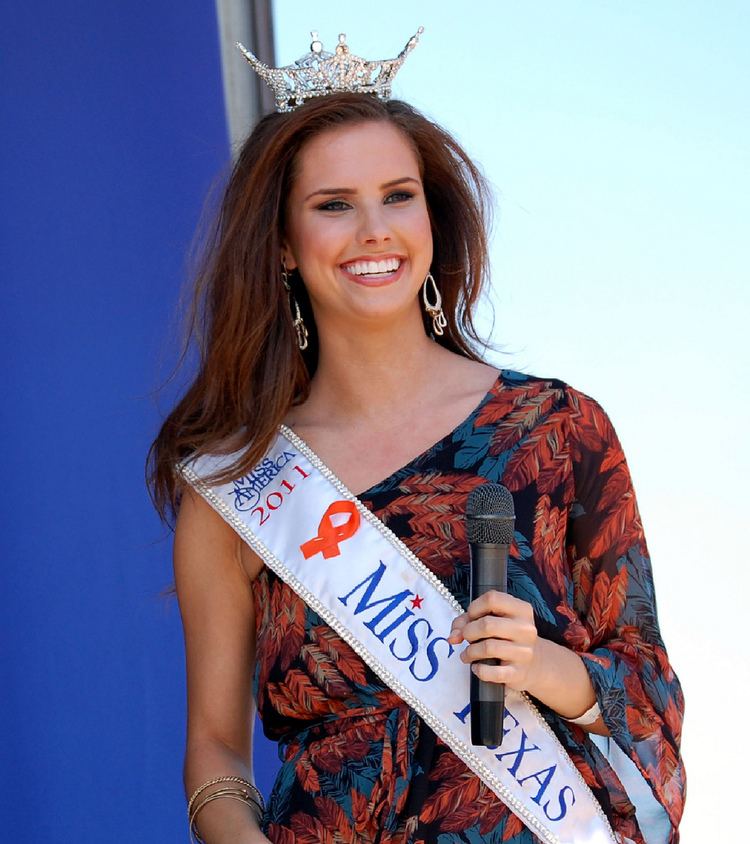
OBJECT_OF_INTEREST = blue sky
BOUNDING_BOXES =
[270,2,748,838]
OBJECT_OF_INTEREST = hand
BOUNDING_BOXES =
[447,590,540,692]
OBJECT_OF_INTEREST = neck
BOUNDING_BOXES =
[303,308,454,426]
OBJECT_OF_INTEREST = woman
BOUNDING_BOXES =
[149,88,685,843]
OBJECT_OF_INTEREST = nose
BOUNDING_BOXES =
[356,203,392,246]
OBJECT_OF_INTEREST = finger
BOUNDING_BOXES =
[461,614,536,645]
[465,590,532,620]
[448,613,468,642]
[461,614,511,642]
[470,662,513,685]
[460,639,531,664]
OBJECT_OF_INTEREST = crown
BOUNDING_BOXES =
[236,27,424,113]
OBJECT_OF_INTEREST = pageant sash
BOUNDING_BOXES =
[180,428,622,844]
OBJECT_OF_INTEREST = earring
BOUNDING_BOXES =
[282,262,309,351]
[422,272,447,336]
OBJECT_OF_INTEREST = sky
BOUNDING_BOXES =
[269,2,749,839]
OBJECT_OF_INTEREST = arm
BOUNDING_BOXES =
[447,593,608,734]
[562,387,686,835]
[174,486,270,844]
[448,387,685,836]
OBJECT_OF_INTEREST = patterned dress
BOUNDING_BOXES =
[252,370,686,843]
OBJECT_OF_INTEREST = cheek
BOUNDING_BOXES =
[293,217,349,266]
[408,204,434,260]
[419,213,433,245]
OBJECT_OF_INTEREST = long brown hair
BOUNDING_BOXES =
[148,93,492,522]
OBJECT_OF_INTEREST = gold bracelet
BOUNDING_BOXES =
[187,775,265,817]
[190,787,260,821]
[187,776,264,813]
[187,777,265,844]
[189,790,263,844]
[190,794,257,844]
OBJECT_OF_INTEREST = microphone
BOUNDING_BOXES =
[465,483,515,747]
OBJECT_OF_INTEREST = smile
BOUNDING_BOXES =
[339,256,405,286]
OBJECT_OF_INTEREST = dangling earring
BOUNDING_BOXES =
[282,261,309,351]
[422,272,447,336]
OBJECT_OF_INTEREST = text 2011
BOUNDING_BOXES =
[252,464,310,526]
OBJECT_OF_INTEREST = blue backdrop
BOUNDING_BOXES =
[1,2,279,839]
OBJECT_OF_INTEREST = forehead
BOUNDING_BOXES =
[292,121,421,191]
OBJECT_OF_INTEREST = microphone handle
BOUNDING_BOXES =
[469,542,508,746]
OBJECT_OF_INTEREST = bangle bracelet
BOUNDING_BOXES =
[190,787,261,820]
[566,700,601,726]
[189,791,263,844]
[187,777,265,844]
[187,776,265,817]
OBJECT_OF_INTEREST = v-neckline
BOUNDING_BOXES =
[284,370,504,500]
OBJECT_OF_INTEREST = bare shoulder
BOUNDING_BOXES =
[441,354,500,397]
[175,485,265,583]
[415,350,500,408]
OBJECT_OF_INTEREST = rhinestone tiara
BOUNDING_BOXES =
[236,27,424,113]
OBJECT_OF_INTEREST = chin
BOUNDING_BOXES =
[342,297,424,330]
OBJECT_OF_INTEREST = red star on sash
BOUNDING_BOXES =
[411,594,424,609]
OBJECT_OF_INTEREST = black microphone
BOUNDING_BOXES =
[465,483,515,747]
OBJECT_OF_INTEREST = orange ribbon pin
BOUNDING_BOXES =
[300,500,361,559]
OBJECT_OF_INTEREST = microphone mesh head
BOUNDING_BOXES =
[465,483,515,544]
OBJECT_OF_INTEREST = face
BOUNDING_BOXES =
[282,120,433,332]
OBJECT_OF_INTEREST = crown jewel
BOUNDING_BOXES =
[236,27,424,113]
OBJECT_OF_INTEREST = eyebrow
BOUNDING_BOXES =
[304,176,421,202]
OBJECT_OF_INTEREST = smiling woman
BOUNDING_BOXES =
[282,122,433,333]
[148,94,491,506]
[148,71,685,844]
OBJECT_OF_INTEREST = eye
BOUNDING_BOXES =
[385,191,414,204]
[316,199,351,212]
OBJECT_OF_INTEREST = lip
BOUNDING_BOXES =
[339,254,407,287]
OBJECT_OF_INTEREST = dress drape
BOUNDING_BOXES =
[252,370,686,843]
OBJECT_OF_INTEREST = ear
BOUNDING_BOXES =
[280,241,298,272]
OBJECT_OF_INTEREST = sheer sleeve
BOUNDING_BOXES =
[563,386,686,840]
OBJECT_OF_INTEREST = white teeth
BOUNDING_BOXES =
[342,257,401,276]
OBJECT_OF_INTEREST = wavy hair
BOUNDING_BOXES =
[148,93,492,522]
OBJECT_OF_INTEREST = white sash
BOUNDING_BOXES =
[180,427,623,844]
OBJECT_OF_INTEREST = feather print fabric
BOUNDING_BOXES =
[252,371,686,843]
